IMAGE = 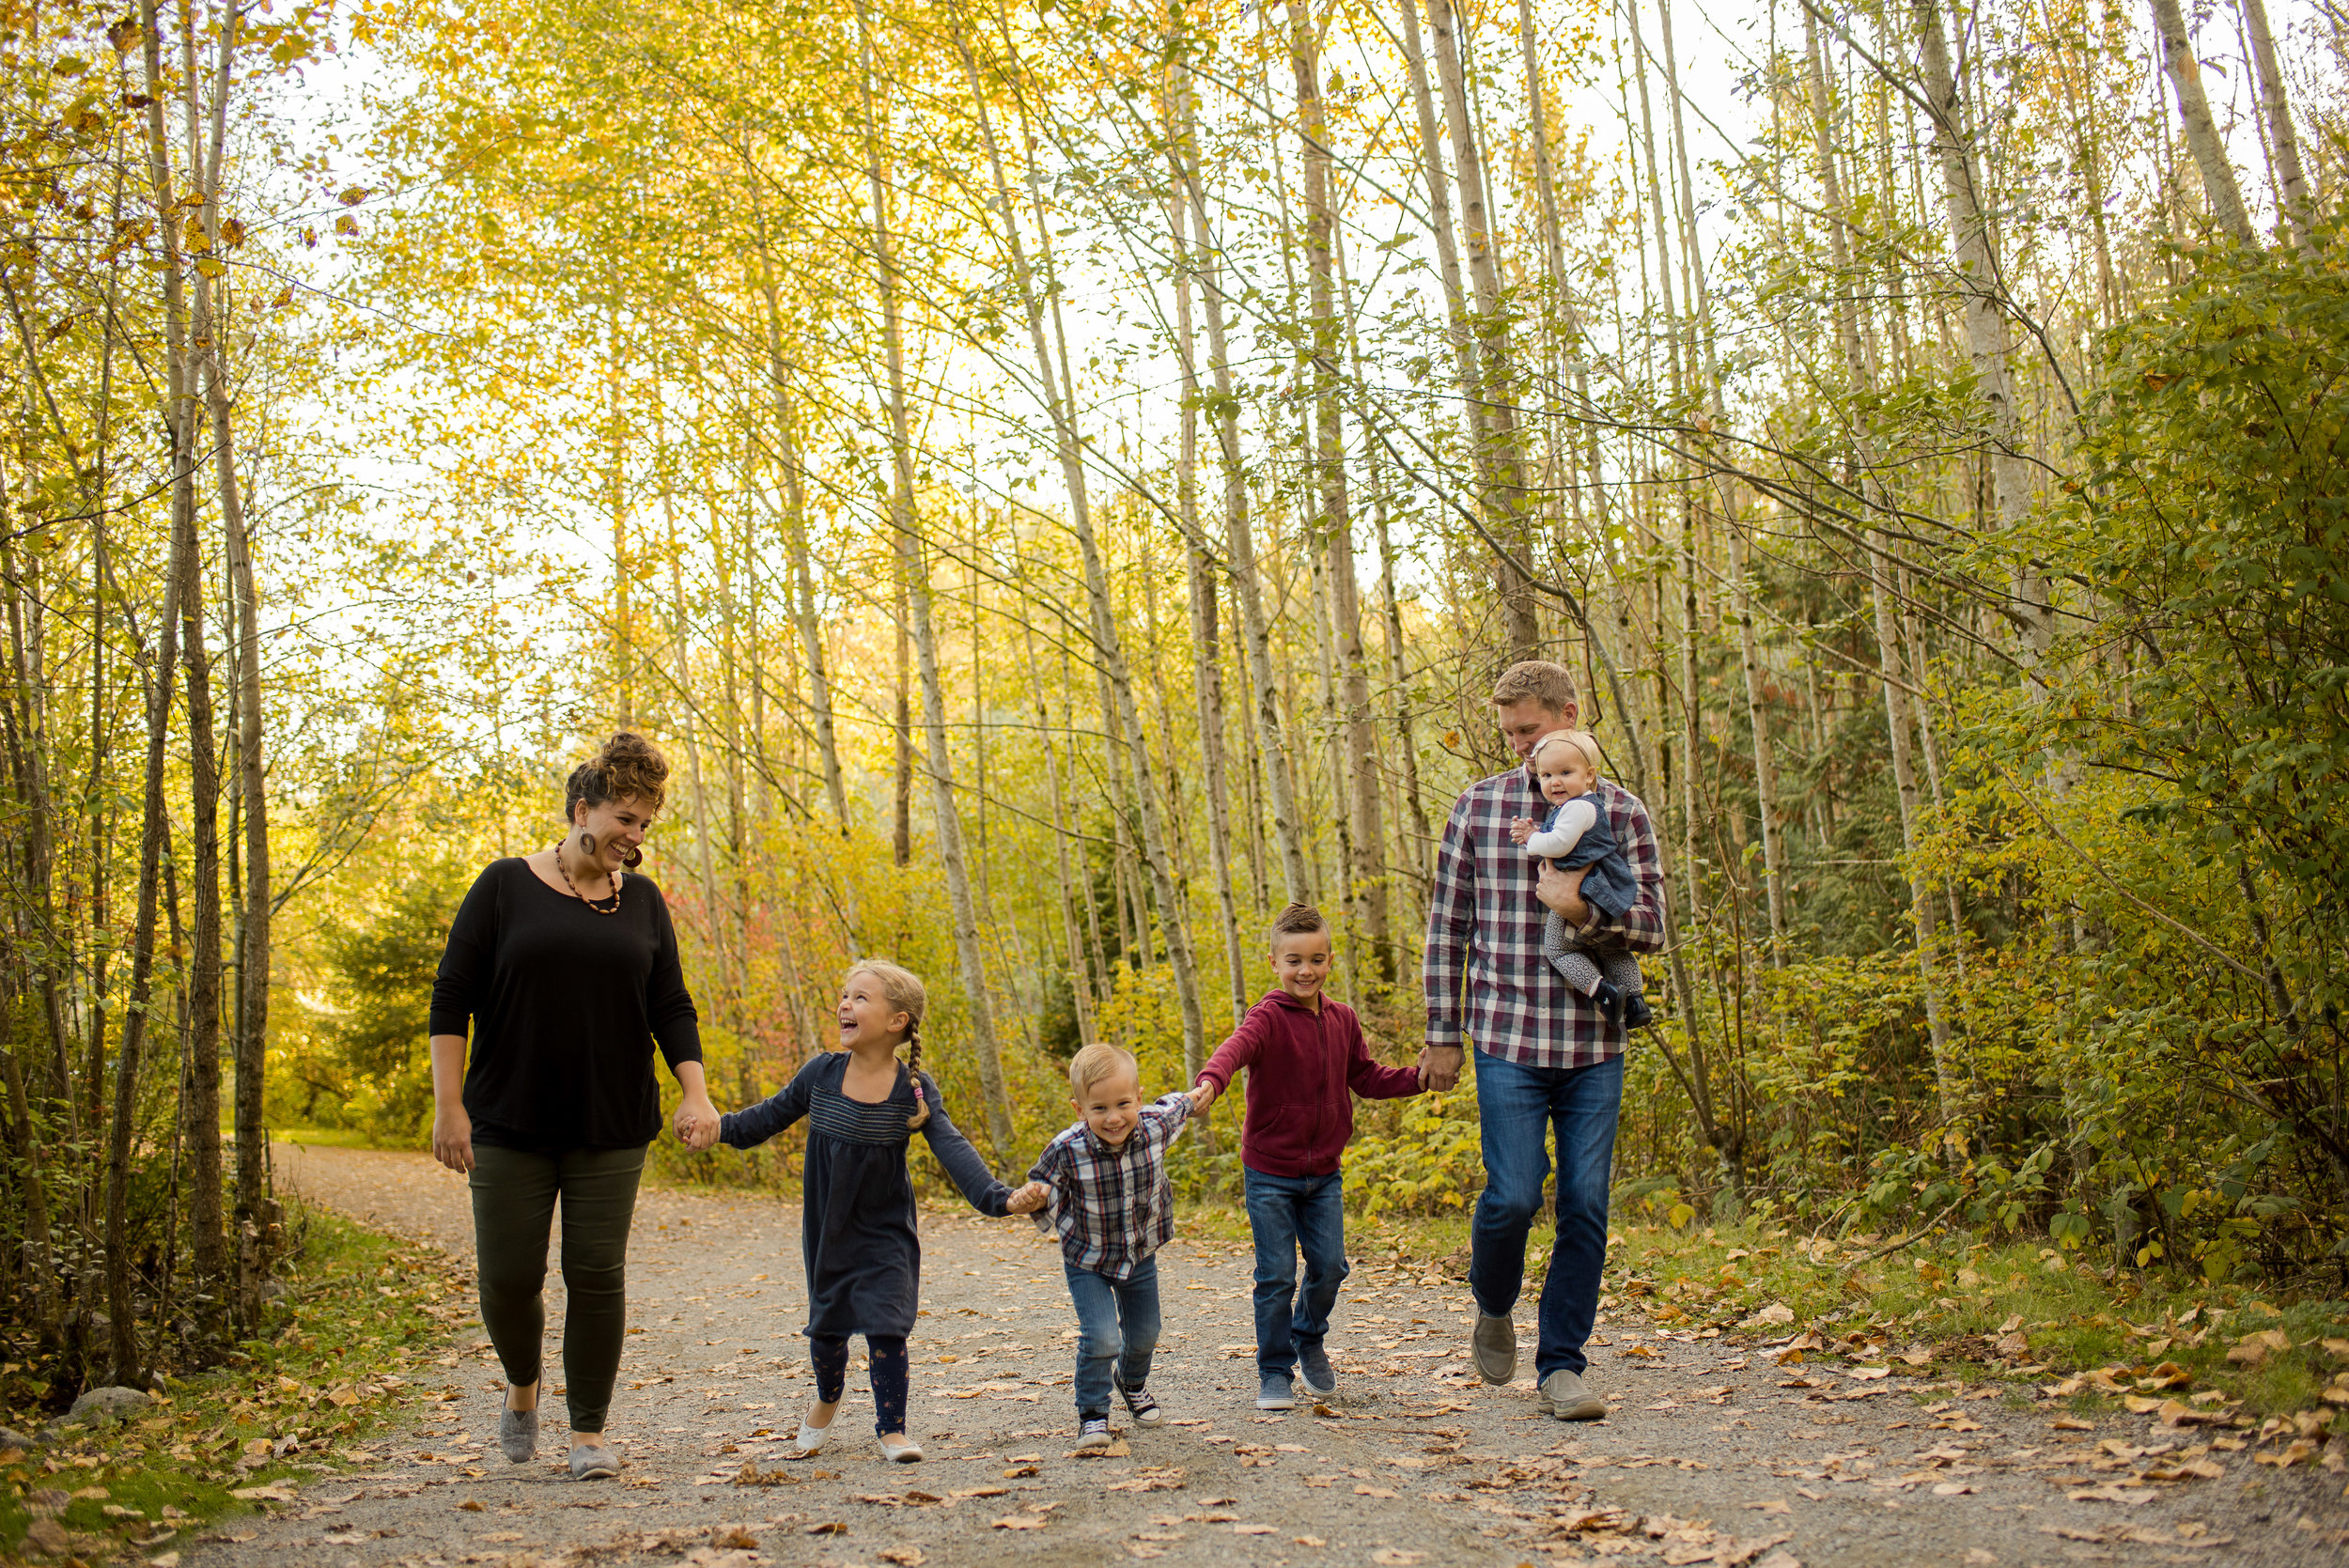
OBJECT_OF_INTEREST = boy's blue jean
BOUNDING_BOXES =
[1243,1167,1349,1380]
[1066,1256,1161,1418]
[1467,1048,1624,1380]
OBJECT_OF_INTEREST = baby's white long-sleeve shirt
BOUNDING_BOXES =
[1525,796,1598,860]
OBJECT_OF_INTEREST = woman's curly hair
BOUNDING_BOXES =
[564,732,670,824]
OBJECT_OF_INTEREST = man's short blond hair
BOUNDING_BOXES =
[1068,1042,1139,1096]
[1491,660,1579,715]
[1531,728,1604,776]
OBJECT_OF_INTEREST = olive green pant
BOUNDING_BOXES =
[467,1143,646,1434]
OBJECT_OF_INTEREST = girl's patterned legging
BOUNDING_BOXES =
[809,1333,909,1435]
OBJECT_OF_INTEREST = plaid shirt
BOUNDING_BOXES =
[1028,1094,1194,1281]
[1423,769,1666,1069]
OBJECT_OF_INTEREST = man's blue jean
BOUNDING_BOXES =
[1243,1167,1349,1379]
[1065,1256,1161,1418]
[1468,1048,1624,1380]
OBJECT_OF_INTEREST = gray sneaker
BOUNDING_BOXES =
[1536,1368,1607,1421]
[568,1438,620,1480]
[1255,1374,1296,1410]
[1297,1343,1336,1398]
[1471,1312,1517,1385]
[498,1404,538,1464]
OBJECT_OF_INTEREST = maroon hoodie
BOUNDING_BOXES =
[1195,987,1423,1178]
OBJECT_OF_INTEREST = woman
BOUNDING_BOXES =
[428,732,718,1481]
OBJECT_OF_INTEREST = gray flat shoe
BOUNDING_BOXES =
[499,1405,538,1464]
[1537,1368,1607,1421]
[569,1439,620,1481]
[1472,1312,1517,1385]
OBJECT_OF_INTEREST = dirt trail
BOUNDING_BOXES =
[217,1143,2345,1568]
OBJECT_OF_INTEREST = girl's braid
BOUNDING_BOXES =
[903,1017,932,1130]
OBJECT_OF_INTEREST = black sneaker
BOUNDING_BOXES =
[1298,1343,1336,1398]
[1115,1374,1164,1427]
[1075,1415,1113,1452]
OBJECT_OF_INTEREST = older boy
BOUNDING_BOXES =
[1016,1045,1207,1450]
[1192,904,1423,1409]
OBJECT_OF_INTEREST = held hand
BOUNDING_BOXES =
[675,1096,722,1151]
[1005,1181,1051,1216]
[432,1103,474,1174]
[1188,1081,1220,1114]
[1416,1044,1463,1093]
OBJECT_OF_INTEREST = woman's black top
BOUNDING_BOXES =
[428,857,703,1151]
[721,1052,1011,1338]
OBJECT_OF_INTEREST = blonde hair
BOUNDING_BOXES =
[843,958,932,1129]
[1490,660,1579,715]
[1530,728,1604,777]
[1067,1042,1139,1097]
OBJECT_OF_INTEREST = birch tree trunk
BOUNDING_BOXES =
[140,0,226,1293]
[2148,0,2257,242]
[857,0,1015,1155]
[1423,0,1541,660]
[1160,133,1248,1027]
[2235,0,2310,242]
[1909,0,2055,662]
[1287,1,1392,987]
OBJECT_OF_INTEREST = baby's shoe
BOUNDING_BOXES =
[1592,980,1627,1033]
[1624,990,1654,1030]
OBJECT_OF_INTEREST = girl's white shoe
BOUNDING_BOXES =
[878,1433,924,1464]
[792,1418,832,1455]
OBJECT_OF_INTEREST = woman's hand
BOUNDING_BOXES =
[432,1100,475,1173]
[675,1097,721,1151]
[1005,1181,1051,1216]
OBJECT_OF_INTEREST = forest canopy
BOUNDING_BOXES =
[2,0,2345,1394]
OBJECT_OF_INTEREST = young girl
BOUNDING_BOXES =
[685,959,1044,1463]
[1507,730,1651,1031]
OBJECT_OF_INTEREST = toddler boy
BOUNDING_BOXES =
[1191,904,1423,1408]
[1016,1045,1207,1449]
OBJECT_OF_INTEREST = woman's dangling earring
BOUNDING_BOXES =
[578,830,599,860]
[622,846,644,870]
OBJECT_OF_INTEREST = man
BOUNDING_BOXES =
[1417,660,1666,1421]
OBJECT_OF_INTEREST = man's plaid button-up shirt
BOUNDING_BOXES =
[1423,768,1667,1070]
[1027,1093,1194,1280]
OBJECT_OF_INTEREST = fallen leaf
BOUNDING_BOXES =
[877,1550,925,1566]
[710,1527,758,1550]
[458,1499,484,1513]
[1847,1366,1891,1381]
[993,1515,1047,1530]
[1752,1552,1802,1568]
[1355,1484,1399,1498]
[1932,1482,1975,1496]
[2139,1458,2224,1481]
[803,1521,847,1535]
[1743,1498,1791,1514]
[2051,1417,2093,1432]
[1371,1553,1427,1566]
[148,1555,180,1568]
[1294,1536,1326,1547]
[1746,1304,1796,1327]
[2067,1484,2155,1506]
[2135,1361,2191,1391]
[1234,1524,1275,1535]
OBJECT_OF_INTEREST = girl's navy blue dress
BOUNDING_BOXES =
[719,1053,1011,1339]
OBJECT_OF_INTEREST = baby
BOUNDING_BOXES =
[1508,729,1650,1032]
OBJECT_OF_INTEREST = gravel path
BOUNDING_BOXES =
[218,1143,2348,1568]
